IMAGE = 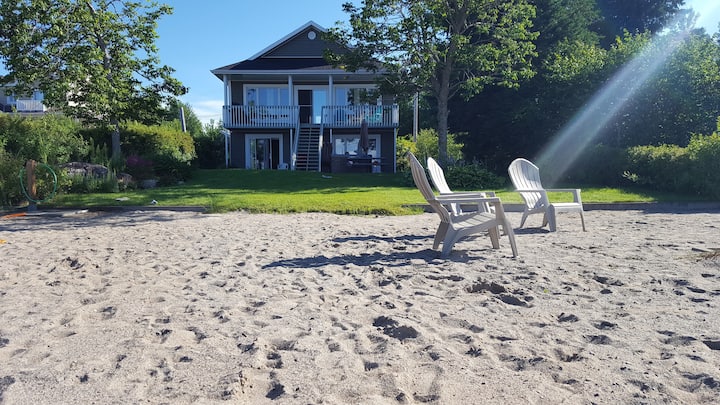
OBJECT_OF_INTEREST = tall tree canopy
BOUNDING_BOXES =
[594,0,688,44]
[328,0,538,164]
[451,0,714,172]
[0,0,185,157]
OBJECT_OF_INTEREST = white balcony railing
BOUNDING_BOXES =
[223,105,299,128]
[14,99,45,112]
[223,104,399,129]
[322,105,399,128]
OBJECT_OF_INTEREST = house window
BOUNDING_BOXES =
[333,134,380,157]
[245,86,290,106]
[334,86,379,106]
[246,134,284,170]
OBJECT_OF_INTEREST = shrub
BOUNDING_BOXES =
[121,121,195,183]
[122,121,195,162]
[60,171,119,194]
[560,144,628,186]
[396,128,464,172]
[193,122,226,169]
[0,114,87,164]
[445,162,506,190]
[624,144,693,193]
[0,149,25,208]
[153,153,192,186]
[125,155,155,181]
[686,132,720,198]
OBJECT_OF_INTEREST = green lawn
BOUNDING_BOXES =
[43,169,694,215]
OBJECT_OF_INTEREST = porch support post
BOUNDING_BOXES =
[288,75,294,168]
[223,75,230,123]
[328,75,334,105]
[393,127,398,173]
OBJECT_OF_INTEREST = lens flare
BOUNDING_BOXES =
[535,19,693,184]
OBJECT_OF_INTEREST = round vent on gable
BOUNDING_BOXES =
[308,31,317,40]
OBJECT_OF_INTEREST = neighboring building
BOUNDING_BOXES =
[0,82,48,114]
[211,21,399,173]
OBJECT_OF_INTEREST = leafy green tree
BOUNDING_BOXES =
[594,0,688,44]
[396,128,463,171]
[164,100,203,137]
[193,120,227,169]
[328,0,537,165]
[452,0,604,169]
[0,0,186,157]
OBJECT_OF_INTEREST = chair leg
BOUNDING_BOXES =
[488,226,500,249]
[504,219,518,257]
[547,206,557,232]
[579,210,586,232]
[519,211,529,228]
[434,222,449,250]
[440,229,460,258]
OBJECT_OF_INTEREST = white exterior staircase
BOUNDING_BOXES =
[294,126,321,171]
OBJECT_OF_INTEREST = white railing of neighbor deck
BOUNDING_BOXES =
[224,105,299,128]
[322,104,399,128]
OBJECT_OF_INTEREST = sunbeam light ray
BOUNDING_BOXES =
[536,20,693,184]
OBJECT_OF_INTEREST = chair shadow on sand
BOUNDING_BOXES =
[261,233,510,270]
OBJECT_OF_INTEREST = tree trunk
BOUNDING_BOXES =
[436,58,453,166]
[436,92,450,166]
[111,119,121,158]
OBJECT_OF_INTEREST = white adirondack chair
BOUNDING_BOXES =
[408,152,518,258]
[508,158,586,232]
[426,156,495,215]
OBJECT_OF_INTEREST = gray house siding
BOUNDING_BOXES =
[264,27,344,58]
[229,129,294,169]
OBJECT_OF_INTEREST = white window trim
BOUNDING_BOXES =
[333,85,380,106]
[243,84,291,106]
[245,134,284,169]
[332,134,381,157]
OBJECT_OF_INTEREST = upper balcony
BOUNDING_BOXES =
[223,105,298,128]
[1,99,47,113]
[223,104,399,129]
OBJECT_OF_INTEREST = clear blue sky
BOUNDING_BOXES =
[156,1,349,125]
[158,0,719,125]
[2,1,716,125]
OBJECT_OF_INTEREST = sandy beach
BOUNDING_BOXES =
[0,207,719,404]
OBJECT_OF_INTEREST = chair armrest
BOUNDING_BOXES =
[439,191,494,198]
[546,188,582,193]
[515,189,547,193]
[435,195,501,204]
[545,188,583,204]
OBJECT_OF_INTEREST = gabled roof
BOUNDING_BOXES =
[247,21,326,60]
[211,21,356,77]
[212,58,337,73]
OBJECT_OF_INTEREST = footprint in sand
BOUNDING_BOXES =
[372,316,419,341]
[682,373,720,392]
[466,280,533,307]
[558,313,579,323]
[586,335,612,345]
[658,330,697,347]
[0,376,15,401]
[266,383,285,400]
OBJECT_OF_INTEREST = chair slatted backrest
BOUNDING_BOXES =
[407,152,452,224]
[508,158,547,210]
[427,157,452,194]
[426,157,462,215]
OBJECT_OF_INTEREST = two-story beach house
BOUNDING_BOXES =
[211,21,399,173]
[0,82,47,114]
